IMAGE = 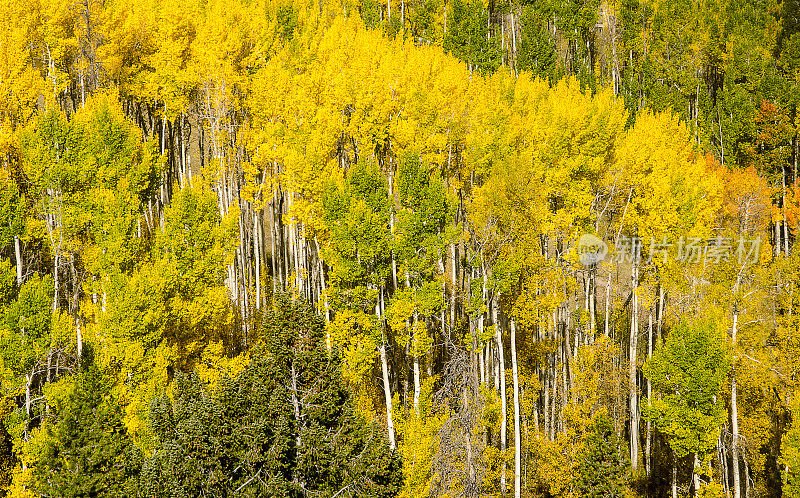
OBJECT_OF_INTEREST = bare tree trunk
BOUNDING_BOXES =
[693,454,701,495]
[511,319,521,498]
[646,311,653,476]
[732,308,741,498]
[719,431,730,496]
[389,172,399,293]
[76,316,82,360]
[672,450,678,498]
[413,334,421,416]
[53,252,60,311]
[494,297,508,494]
[630,261,639,471]
[450,241,457,330]
[14,235,22,285]
[589,268,596,333]
[254,210,261,310]
[379,344,396,449]
[604,266,611,336]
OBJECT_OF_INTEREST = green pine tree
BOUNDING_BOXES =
[142,294,402,497]
[31,360,142,497]
[575,412,631,497]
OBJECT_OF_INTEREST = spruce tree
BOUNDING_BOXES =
[142,294,402,497]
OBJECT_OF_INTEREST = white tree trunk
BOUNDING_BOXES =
[693,454,701,494]
[511,319,521,498]
[76,316,82,360]
[254,210,261,310]
[494,301,507,494]
[672,452,678,498]
[630,262,639,471]
[413,346,420,416]
[380,343,396,450]
[646,312,653,476]
[14,235,22,285]
[732,309,741,498]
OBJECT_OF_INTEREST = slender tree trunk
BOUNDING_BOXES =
[254,210,261,310]
[646,311,653,476]
[630,261,639,471]
[732,308,741,498]
[494,299,508,494]
[657,285,665,345]
[389,172,399,292]
[511,319,521,498]
[719,432,730,496]
[672,450,678,498]
[53,252,60,311]
[589,268,596,333]
[413,335,421,415]
[379,342,395,450]
[693,454,701,495]
[73,315,81,365]
[604,266,611,336]
[479,314,486,385]
[450,241,457,331]
[14,235,22,285]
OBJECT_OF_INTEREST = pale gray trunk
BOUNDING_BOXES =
[254,211,261,310]
[646,311,653,476]
[732,309,741,498]
[494,300,507,494]
[479,314,486,385]
[604,267,611,336]
[693,454,701,494]
[375,290,395,448]
[413,338,420,415]
[389,173,398,292]
[180,113,187,187]
[630,262,639,471]
[589,269,596,333]
[380,344,396,449]
[672,452,678,498]
[511,319,521,498]
[76,316,82,360]
[53,252,60,311]
[657,285,665,345]
[14,235,22,285]
[450,242,457,332]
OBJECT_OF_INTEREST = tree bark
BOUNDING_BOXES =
[672,450,678,498]
[732,308,741,498]
[14,235,22,285]
[693,453,701,495]
[494,298,507,494]
[646,311,653,476]
[629,261,639,471]
[380,343,396,449]
[75,316,83,361]
[511,319,521,498]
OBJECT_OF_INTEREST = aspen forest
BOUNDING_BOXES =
[2,0,800,496]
